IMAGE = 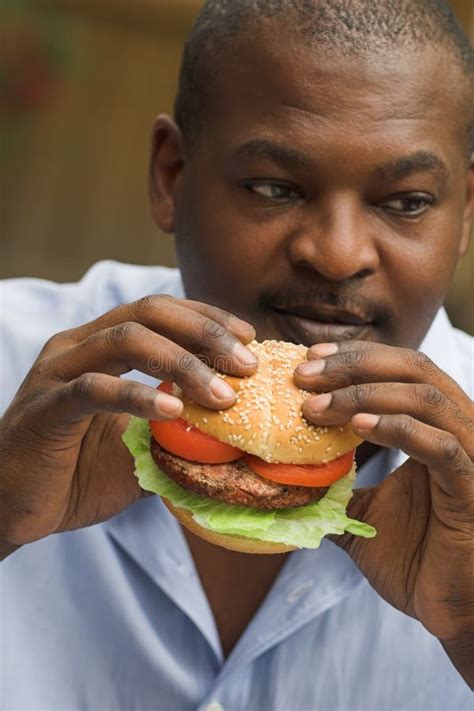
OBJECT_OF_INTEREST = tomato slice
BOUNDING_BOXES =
[244,450,355,487]
[156,380,176,396]
[150,382,244,464]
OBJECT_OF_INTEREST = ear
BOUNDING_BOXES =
[149,115,186,234]
[458,152,474,257]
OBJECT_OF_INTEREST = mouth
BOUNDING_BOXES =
[271,307,374,346]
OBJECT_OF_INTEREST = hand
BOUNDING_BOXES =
[0,296,257,555]
[294,341,474,687]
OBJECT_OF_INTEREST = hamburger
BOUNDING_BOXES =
[123,340,376,553]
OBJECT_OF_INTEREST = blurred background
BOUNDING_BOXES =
[1,0,473,333]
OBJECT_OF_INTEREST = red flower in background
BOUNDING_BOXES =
[0,4,69,115]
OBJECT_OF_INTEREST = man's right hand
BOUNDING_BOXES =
[0,295,257,557]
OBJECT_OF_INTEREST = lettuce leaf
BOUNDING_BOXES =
[122,417,376,549]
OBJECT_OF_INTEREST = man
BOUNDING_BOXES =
[1,0,473,708]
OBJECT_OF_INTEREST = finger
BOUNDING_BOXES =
[182,299,256,342]
[40,373,184,423]
[296,341,471,410]
[306,340,380,359]
[351,413,474,499]
[62,295,258,375]
[301,382,473,455]
[49,322,238,409]
[134,298,258,372]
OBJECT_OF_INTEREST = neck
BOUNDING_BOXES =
[182,526,288,657]
[355,441,381,470]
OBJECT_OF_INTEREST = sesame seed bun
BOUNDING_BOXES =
[163,498,296,554]
[174,339,361,465]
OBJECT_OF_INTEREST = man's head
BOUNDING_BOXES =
[150,0,474,350]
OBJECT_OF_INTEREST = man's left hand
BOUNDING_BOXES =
[294,341,474,688]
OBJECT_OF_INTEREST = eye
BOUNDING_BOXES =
[244,181,302,202]
[379,194,434,217]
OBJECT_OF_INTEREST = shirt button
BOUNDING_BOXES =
[204,701,224,711]
[286,579,314,603]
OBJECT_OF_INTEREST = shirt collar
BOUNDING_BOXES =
[417,307,469,391]
[106,497,223,662]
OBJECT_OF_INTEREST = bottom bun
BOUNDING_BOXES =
[162,498,296,554]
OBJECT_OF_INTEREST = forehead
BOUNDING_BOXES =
[202,32,468,162]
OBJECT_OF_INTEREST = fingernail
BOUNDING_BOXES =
[156,392,183,416]
[352,413,380,430]
[233,341,258,366]
[296,359,325,377]
[307,392,332,412]
[210,375,236,400]
[309,343,338,358]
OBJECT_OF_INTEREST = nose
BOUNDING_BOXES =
[286,193,380,281]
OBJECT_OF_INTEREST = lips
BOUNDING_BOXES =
[275,305,369,325]
[271,307,373,346]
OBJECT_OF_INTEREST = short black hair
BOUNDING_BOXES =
[174,0,474,156]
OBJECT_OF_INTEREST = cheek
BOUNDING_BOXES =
[174,181,282,308]
[379,223,463,346]
[418,224,463,287]
[176,186,272,313]
[382,189,465,293]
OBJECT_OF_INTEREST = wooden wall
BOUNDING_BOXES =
[2,1,193,279]
[2,0,473,332]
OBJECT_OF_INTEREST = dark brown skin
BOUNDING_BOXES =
[183,527,288,658]
[296,340,474,683]
[1,28,473,677]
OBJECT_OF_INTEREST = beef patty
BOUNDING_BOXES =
[150,438,328,510]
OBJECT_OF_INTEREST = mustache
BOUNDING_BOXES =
[259,286,392,324]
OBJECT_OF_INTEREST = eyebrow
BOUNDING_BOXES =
[234,139,314,170]
[234,140,449,183]
[375,151,449,182]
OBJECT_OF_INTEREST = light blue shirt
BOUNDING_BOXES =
[1,260,473,711]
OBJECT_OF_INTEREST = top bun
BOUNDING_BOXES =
[173,340,361,465]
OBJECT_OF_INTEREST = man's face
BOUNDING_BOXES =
[159,33,473,349]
